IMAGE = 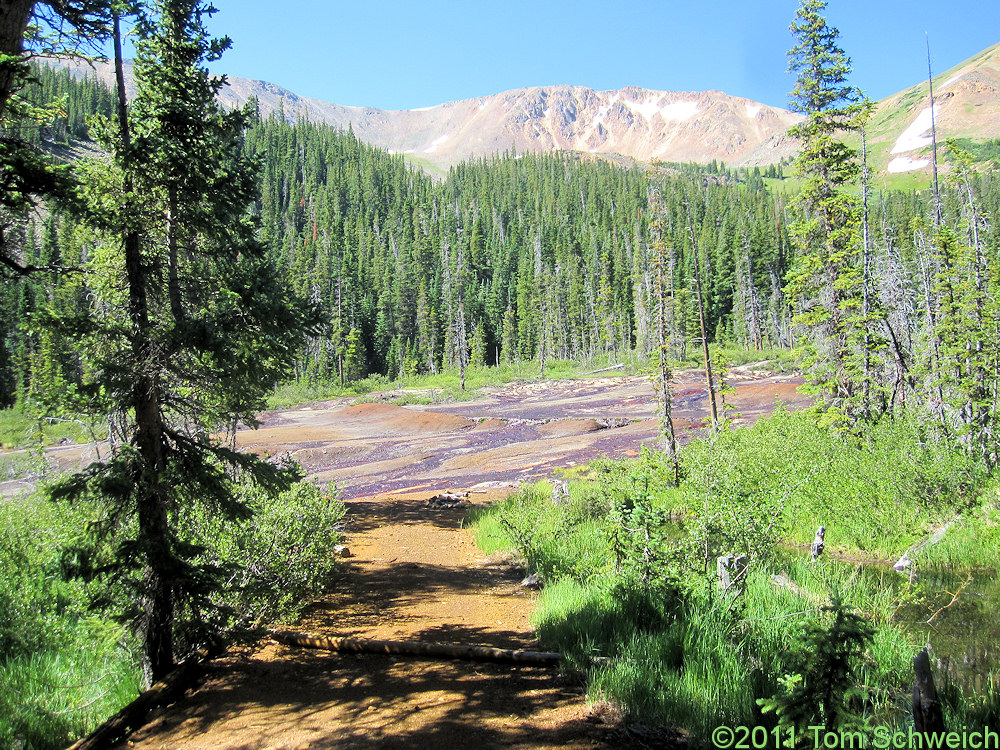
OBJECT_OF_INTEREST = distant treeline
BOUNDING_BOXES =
[2,64,999,407]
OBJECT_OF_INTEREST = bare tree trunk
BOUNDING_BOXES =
[860,128,873,417]
[926,36,942,228]
[114,9,174,685]
[688,214,718,429]
[649,187,678,483]
[0,0,34,118]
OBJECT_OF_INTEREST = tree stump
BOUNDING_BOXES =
[717,553,747,593]
[912,647,946,736]
[810,526,825,561]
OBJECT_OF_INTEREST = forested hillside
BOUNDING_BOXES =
[3,64,1000,411]
[5,3,1000,746]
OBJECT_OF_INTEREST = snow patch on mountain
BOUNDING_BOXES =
[424,134,449,153]
[891,105,940,154]
[661,100,699,121]
[745,103,762,118]
[888,155,931,173]
[626,97,662,121]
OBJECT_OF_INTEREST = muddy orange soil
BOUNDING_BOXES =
[26,370,804,748]
[120,489,639,749]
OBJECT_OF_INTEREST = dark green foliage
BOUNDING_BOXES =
[760,592,876,738]
[0,470,345,749]
[26,1,320,681]
[785,0,875,419]
[948,137,1000,167]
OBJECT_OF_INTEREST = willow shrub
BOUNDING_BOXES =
[468,437,922,742]
[180,477,347,638]
[680,407,985,557]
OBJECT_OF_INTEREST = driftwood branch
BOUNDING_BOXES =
[270,629,563,666]
[585,363,626,375]
[927,572,972,625]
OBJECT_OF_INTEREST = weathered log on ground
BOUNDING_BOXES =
[426,492,469,508]
[270,629,563,666]
[67,650,212,750]
[585,363,625,374]
[894,521,955,573]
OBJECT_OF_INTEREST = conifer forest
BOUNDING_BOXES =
[2,0,1000,747]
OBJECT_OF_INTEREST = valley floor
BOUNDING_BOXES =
[84,369,805,748]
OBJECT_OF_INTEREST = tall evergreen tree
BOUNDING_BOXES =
[47,0,315,683]
[785,0,873,420]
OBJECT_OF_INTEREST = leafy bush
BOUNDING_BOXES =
[182,478,346,637]
[681,408,984,556]
[0,473,345,748]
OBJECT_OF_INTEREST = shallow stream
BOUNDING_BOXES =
[887,566,999,694]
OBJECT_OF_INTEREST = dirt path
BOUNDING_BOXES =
[59,371,803,747]
[120,489,631,749]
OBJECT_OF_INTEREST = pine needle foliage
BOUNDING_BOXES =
[785,0,875,421]
[42,0,317,683]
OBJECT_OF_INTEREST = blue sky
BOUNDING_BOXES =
[198,1,1000,111]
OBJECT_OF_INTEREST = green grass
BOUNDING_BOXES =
[0,406,104,450]
[470,484,915,740]
[466,408,994,740]
[677,408,983,558]
[269,353,649,410]
[0,449,48,482]
[917,485,1000,571]
[1,474,347,748]
[0,495,141,749]
[399,153,449,179]
[0,624,141,750]
[713,345,797,369]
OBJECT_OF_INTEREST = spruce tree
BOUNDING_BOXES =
[785,0,873,420]
[47,0,315,683]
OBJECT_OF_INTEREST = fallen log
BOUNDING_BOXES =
[67,650,212,750]
[585,363,625,375]
[893,521,955,573]
[270,629,563,666]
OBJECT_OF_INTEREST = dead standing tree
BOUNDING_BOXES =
[648,185,679,483]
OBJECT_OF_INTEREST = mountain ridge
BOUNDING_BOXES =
[44,57,803,170]
[44,42,1000,175]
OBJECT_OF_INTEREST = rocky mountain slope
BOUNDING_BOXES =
[864,42,1000,174]
[46,41,1000,175]
[46,57,801,170]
